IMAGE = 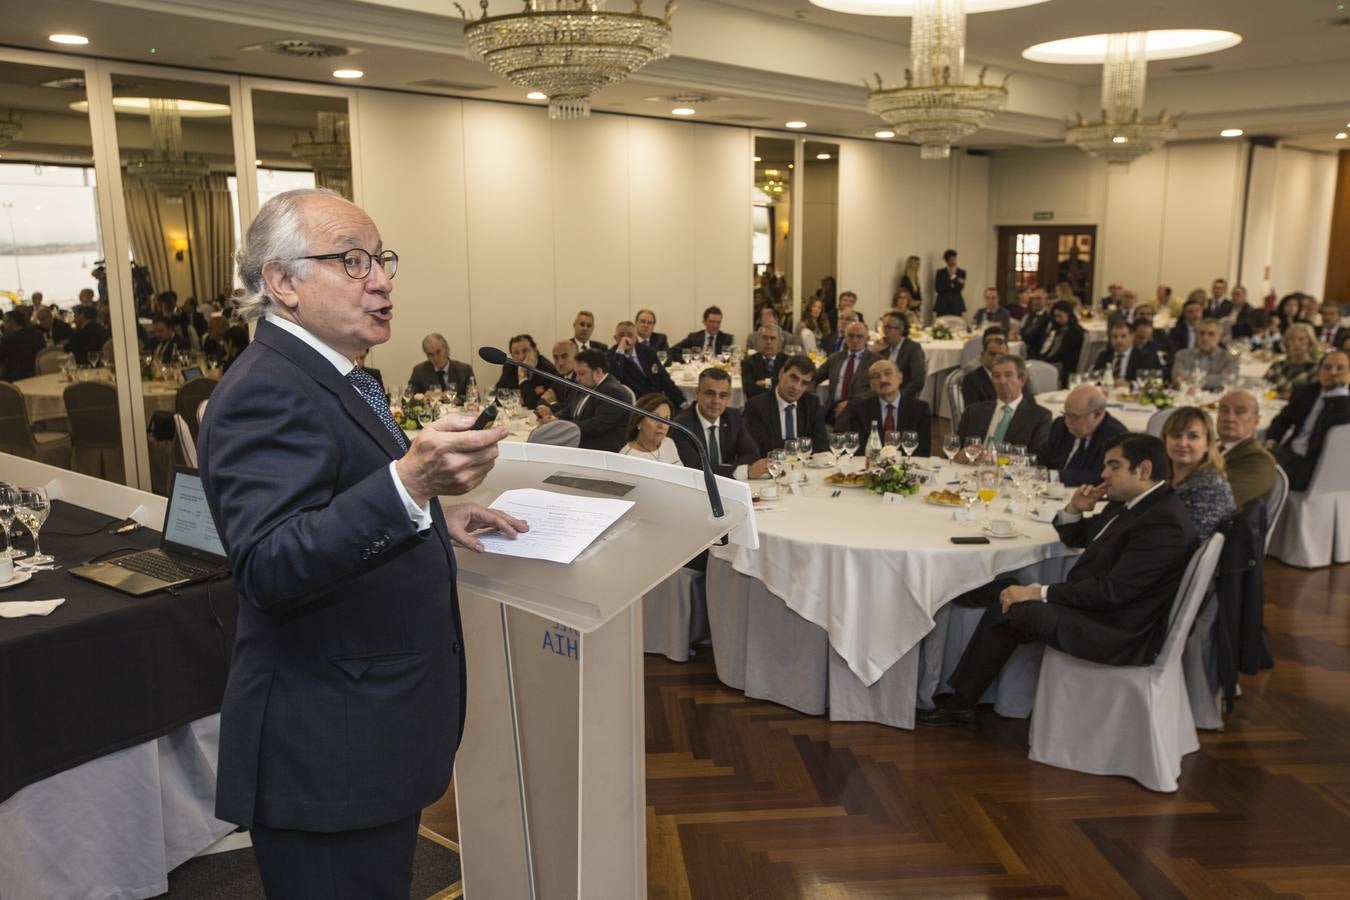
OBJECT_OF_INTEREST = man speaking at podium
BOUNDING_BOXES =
[199,188,526,897]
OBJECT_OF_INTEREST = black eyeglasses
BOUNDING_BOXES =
[296,248,398,280]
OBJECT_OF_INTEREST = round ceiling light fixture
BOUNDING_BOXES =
[875,130,895,138]
[1024,30,1241,64]
[1220,128,1243,137]
[332,69,364,79]
[49,34,90,45]
[1338,132,1348,140]
[808,0,1048,15]
[526,91,547,100]
[785,121,807,129]
[816,152,832,160]
[671,107,696,116]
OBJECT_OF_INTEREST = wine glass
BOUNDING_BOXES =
[963,436,984,464]
[15,487,53,567]
[957,477,980,527]
[792,438,813,482]
[657,350,668,366]
[900,430,919,460]
[842,431,860,459]
[884,430,901,451]
[0,484,19,561]
[681,348,694,365]
[829,433,847,470]
[783,439,800,482]
[976,467,1000,527]
[942,434,962,464]
[766,449,787,487]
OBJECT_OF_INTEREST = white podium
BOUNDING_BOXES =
[451,442,755,899]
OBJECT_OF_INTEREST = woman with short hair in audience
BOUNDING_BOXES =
[1040,300,1085,388]
[890,287,916,317]
[797,296,828,353]
[619,392,680,463]
[1162,406,1236,539]
[1264,323,1320,399]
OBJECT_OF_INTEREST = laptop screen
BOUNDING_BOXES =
[163,469,226,559]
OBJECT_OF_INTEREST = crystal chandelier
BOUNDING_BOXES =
[124,98,210,198]
[0,110,21,148]
[457,0,675,120]
[292,111,353,200]
[1066,32,1177,165]
[867,0,1008,160]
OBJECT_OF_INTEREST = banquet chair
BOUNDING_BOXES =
[175,377,218,443]
[642,567,709,662]
[946,368,967,425]
[63,382,124,481]
[616,383,637,404]
[0,381,71,468]
[1268,424,1350,567]
[1024,359,1059,396]
[959,336,983,366]
[528,420,581,447]
[1146,408,1172,437]
[935,315,966,333]
[35,348,70,375]
[1263,467,1289,555]
[196,399,209,426]
[173,414,198,468]
[1028,532,1225,792]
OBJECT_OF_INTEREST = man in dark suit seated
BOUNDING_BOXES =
[956,354,1052,458]
[198,187,525,894]
[1040,385,1128,486]
[741,325,788,401]
[1132,318,1167,368]
[64,303,110,365]
[538,339,577,411]
[919,434,1198,726]
[607,320,684,411]
[1316,301,1346,351]
[1264,351,1350,490]
[1093,320,1162,385]
[671,367,767,479]
[0,308,46,381]
[1020,289,1052,359]
[534,348,629,451]
[872,312,926,400]
[745,354,829,454]
[1216,390,1277,509]
[494,334,559,407]
[408,331,474,395]
[568,309,608,354]
[960,330,1008,407]
[817,309,857,357]
[1106,289,1142,326]
[1205,278,1233,319]
[670,305,734,360]
[146,316,189,364]
[841,359,932,455]
[816,320,879,424]
[634,308,670,359]
[1169,299,1204,355]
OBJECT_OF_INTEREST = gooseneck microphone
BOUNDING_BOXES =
[479,346,725,518]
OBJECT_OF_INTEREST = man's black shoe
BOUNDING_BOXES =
[915,704,977,727]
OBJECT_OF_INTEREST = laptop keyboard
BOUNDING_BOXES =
[114,550,216,582]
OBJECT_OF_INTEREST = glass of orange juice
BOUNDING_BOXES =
[977,467,1000,526]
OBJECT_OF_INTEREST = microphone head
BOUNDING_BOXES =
[478,346,509,365]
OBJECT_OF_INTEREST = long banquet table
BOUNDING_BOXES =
[1037,389,1285,435]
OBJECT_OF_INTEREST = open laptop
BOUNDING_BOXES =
[71,467,229,597]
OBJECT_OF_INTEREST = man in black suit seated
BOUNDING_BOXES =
[568,310,608,354]
[534,348,628,451]
[919,434,1198,725]
[1132,317,1166,364]
[816,320,879,424]
[607,320,684,411]
[741,325,787,401]
[1205,278,1233,319]
[745,354,829,454]
[634,308,670,359]
[34,305,73,346]
[1099,281,1124,311]
[817,309,857,357]
[64,303,109,365]
[494,334,559,407]
[841,359,932,455]
[956,354,1052,458]
[1317,301,1346,351]
[0,308,46,381]
[534,340,576,412]
[670,305,734,360]
[872,312,926,401]
[1041,385,1128,486]
[1094,320,1162,386]
[1169,298,1204,355]
[147,316,188,364]
[1020,289,1052,359]
[1106,289,1142,326]
[960,329,1009,407]
[408,332,474,395]
[671,367,767,480]
[1264,350,1350,490]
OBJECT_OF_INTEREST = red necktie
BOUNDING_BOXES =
[883,402,895,434]
[841,353,857,399]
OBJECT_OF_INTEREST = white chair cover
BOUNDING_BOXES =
[1024,359,1059,396]
[527,419,582,447]
[946,368,967,426]
[1268,424,1350,567]
[1263,466,1289,555]
[1146,408,1172,437]
[1028,533,1226,792]
[642,568,708,662]
[174,413,198,467]
[959,336,982,366]
[196,399,209,425]
[35,348,71,375]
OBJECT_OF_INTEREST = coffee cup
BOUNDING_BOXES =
[1046,484,1067,499]
[0,555,14,582]
[989,519,1014,536]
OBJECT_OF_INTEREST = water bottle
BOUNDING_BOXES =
[865,420,883,469]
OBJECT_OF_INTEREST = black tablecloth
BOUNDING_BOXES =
[0,500,238,804]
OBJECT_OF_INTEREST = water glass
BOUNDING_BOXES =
[942,434,962,463]
[829,433,847,470]
[0,484,18,560]
[900,430,919,459]
[842,431,860,458]
[963,436,984,464]
[766,449,787,486]
[884,430,901,450]
[657,350,668,366]
[15,487,53,567]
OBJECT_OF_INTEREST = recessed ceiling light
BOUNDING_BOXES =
[69,97,231,117]
[788,163,795,169]
[332,69,363,79]
[808,0,1048,14]
[48,34,89,45]
[1023,30,1242,64]
[671,107,696,116]
[875,130,895,138]
[752,155,761,161]
[816,153,832,160]
[1338,132,1349,141]
[527,91,547,100]
[1220,128,1243,138]
[785,121,807,129]
[1112,136,1129,144]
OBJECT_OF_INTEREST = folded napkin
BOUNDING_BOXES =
[0,598,66,619]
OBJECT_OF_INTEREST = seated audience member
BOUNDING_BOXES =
[607,320,685,411]
[816,320,879,423]
[539,339,576,410]
[972,288,1011,331]
[961,330,1009,406]
[495,333,559,406]
[35,305,73,346]
[670,305,735,359]
[1172,319,1239,390]
[1107,289,1142,325]
[1169,298,1205,353]
[873,312,926,400]
[220,325,250,373]
[1274,294,1303,334]
[1132,317,1165,362]
[1157,283,1177,317]
[1099,281,1125,310]
[1094,319,1162,384]
[534,348,627,452]
[634,308,669,357]
[408,332,473,395]
[147,316,187,364]
[1161,406,1237,539]
[1229,285,1253,333]
[64,303,110,365]
[919,433,1199,726]
[1316,301,1345,350]
[818,309,857,356]
[1246,309,1282,351]
[1041,385,1128,486]
[797,297,828,353]
[568,310,608,354]
[1205,278,1233,319]
[1215,390,1277,509]
[202,315,228,360]
[741,325,788,401]
[671,368,767,479]
[831,291,865,330]
[1298,294,1319,324]
[1021,289,1053,359]
[619,392,681,464]
[745,354,829,454]
[744,305,787,350]
[956,354,1051,458]
[1264,350,1350,490]
[0,308,46,381]
[1264,323,1319,399]
[1039,301,1085,388]
[1007,289,1029,322]
[840,359,932,455]
[890,287,917,318]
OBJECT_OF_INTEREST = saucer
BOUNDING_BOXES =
[981,526,1021,540]
[0,570,34,590]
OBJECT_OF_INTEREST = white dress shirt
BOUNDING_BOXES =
[696,409,749,481]
[266,313,431,532]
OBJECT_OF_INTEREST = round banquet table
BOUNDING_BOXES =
[707,457,1081,728]
[15,371,179,423]
[666,363,744,408]
[1036,389,1285,436]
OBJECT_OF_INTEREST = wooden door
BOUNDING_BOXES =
[996,225,1098,305]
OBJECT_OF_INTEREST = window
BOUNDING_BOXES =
[1011,232,1040,291]
[0,163,102,309]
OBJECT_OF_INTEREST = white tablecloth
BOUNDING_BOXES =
[666,363,744,408]
[710,457,1080,686]
[1037,389,1285,435]
[15,371,178,422]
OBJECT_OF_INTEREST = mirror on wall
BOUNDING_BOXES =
[753,135,795,339]
[0,60,137,487]
[799,140,838,350]
[252,89,351,206]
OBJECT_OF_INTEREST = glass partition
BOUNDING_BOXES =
[752,136,795,338]
[799,140,838,351]
[251,89,350,204]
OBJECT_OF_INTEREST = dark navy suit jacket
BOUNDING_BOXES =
[199,319,465,832]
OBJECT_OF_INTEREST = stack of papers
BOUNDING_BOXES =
[477,489,634,564]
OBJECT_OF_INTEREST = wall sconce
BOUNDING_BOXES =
[171,237,188,262]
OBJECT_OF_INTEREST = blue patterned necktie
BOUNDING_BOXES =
[347,367,409,452]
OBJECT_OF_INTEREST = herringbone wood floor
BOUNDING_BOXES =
[424,558,1350,899]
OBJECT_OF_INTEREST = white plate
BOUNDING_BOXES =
[0,570,34,590]
[981,526,1021,540]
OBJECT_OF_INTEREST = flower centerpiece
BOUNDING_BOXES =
[1138,377,1172,409]
[929,322,954,341]
[393,393,431,429]
[865,446,924,497]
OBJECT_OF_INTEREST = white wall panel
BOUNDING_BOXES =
[837,138,907,324]
[1100,150,1167,295]
[1271,147,1337,299]
[692,126,752,344]
[990,148,1104,226]
[1239,144,1279,295]
[627,118,697,341]
[955,153,992,304]
[1158,142,1244,294]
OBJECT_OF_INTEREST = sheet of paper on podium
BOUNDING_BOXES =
[477,488,635,564]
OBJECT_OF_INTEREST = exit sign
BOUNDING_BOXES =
[1033,211,1054,221]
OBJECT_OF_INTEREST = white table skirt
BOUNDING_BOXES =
[0,714,234,900]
